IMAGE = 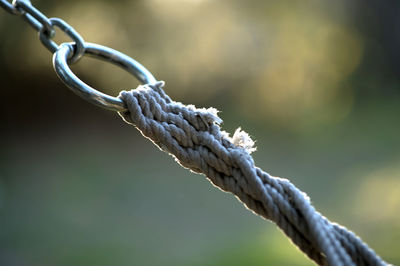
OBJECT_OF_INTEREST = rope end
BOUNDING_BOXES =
[232,127,257,154]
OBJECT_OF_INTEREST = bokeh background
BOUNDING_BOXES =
[1,0,399,265]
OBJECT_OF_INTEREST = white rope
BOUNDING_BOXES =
[118,81,388,266]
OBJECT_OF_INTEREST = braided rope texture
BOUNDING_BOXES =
[118,82,388,266]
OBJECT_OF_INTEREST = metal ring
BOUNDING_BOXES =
[40,18,85,64]
[53,42,157,112]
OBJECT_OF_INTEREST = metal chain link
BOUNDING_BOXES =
[1,0,84,62]
[39,17,85,64]
[13,0,55,36]
[0,0,157,111]
[0,0,18,14]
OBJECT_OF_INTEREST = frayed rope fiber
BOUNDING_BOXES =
[118,81,388,266]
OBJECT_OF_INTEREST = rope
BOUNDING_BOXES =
[118,81,388,266]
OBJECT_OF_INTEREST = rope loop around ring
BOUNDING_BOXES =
[53,42,157,112]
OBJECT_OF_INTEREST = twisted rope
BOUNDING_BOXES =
[118,81,388,266]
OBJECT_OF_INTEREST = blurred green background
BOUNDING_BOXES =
[1,0,399,265]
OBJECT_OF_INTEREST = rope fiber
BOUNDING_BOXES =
[118,81,388,266]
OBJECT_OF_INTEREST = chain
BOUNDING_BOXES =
[1,0,85,63]
[0,0,157,111]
